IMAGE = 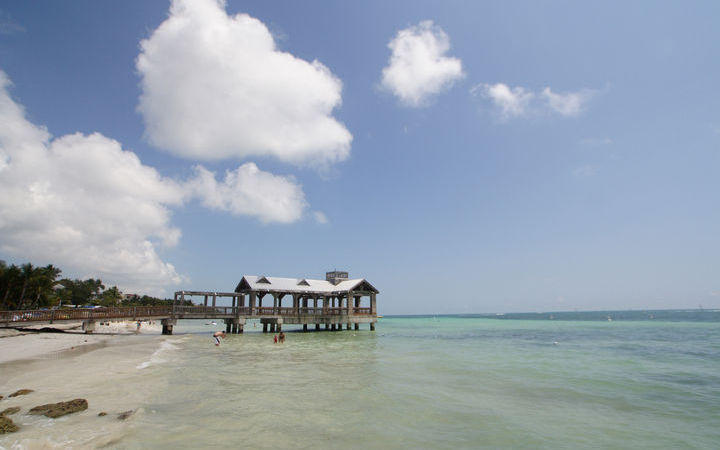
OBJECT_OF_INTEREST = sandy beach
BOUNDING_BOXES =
[0,325,173,448]
[0,321,163,364]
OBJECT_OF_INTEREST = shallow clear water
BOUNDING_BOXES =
[2,316,720,449]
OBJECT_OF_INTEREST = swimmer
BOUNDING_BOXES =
[273,334,278,344]
[213,331,226,346]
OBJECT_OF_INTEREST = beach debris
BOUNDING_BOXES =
[29,399,88,418]
[8,389,34,398]
[117,410,135,420]
[98,412,108,417]
[0,415,19,434]
[1,407,20,416]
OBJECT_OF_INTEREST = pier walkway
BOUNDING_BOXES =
[0,271,380,334]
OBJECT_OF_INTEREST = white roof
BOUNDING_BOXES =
[237,276,378,294]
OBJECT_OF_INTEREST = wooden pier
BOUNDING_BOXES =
[0,271,379,335]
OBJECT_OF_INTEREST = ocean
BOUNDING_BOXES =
[1,311,719,449]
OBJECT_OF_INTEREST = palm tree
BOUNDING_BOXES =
[29,265,62,309]
[17,263,37,310]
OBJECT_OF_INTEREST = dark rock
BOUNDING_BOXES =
[0,395,3,401]
[1,407,20,416]
[8,389,34,398]
[98,412,107,417]
[0,416,18,434]
[117,410,135,420]
[29,399,88,418]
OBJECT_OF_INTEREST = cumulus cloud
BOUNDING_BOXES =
[0,71,309,294]
[137,0,352,167]
[542,87,594,117]
[188,163,307,224]
[472,83,596,120]
[381,20,464,107]
[472,83,534,119]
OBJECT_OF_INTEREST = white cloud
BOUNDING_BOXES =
[0,71,310,295]
[381,20,464,107]
[472,83,596,120]
[188,163,307,224]
[137,0,352,168]
[542,87,594,117]
[472,83,534,119]
[313,211,328,224]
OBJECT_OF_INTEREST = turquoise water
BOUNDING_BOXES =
[2,315,719,448]
[127,316,720,449]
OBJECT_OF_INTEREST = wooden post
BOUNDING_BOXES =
[303,324,308,332]
[354,323,359,330]
[370,323,375,331]
[273,294,278,315]
[204,295,208,307]
[212,293,216,308]
[370,293,376,315]
[315,324,320,331]
[263,323,268,333]
[250,292,256,315]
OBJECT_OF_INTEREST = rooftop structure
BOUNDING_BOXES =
[235,275,378,295]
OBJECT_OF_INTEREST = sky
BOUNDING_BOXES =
[0,0,719,314]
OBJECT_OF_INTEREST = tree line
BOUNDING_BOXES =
[0,260,184,310]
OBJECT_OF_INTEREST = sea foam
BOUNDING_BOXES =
[137,338,183,369]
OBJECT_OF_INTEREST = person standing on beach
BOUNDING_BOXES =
[279,331,285,343]
[213,331,226,346]
[273,334,278,344]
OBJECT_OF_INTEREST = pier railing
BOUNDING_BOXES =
[1,305,374,325]
[0,306,173,324]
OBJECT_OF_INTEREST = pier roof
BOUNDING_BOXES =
[235,275,379,294]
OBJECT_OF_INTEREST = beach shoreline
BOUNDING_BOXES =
[0,320,163,365]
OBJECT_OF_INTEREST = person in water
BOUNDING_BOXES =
[273,334,278,344]
[213,331,226,346]
[279,331,285,343]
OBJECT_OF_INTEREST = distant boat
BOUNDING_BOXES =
[377,315,384,318]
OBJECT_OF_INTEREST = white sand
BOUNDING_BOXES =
[0,320,162,364]
[0,332,109,364]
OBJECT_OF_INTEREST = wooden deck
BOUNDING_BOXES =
[0,305,375,333]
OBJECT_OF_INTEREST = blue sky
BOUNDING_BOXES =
[0,0,718,314]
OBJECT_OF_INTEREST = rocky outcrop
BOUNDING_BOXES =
[8,389,34,398]
[117,410,135,420]
[0,416,18,434]
[29,399,88,418]
[1,407,20,416]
